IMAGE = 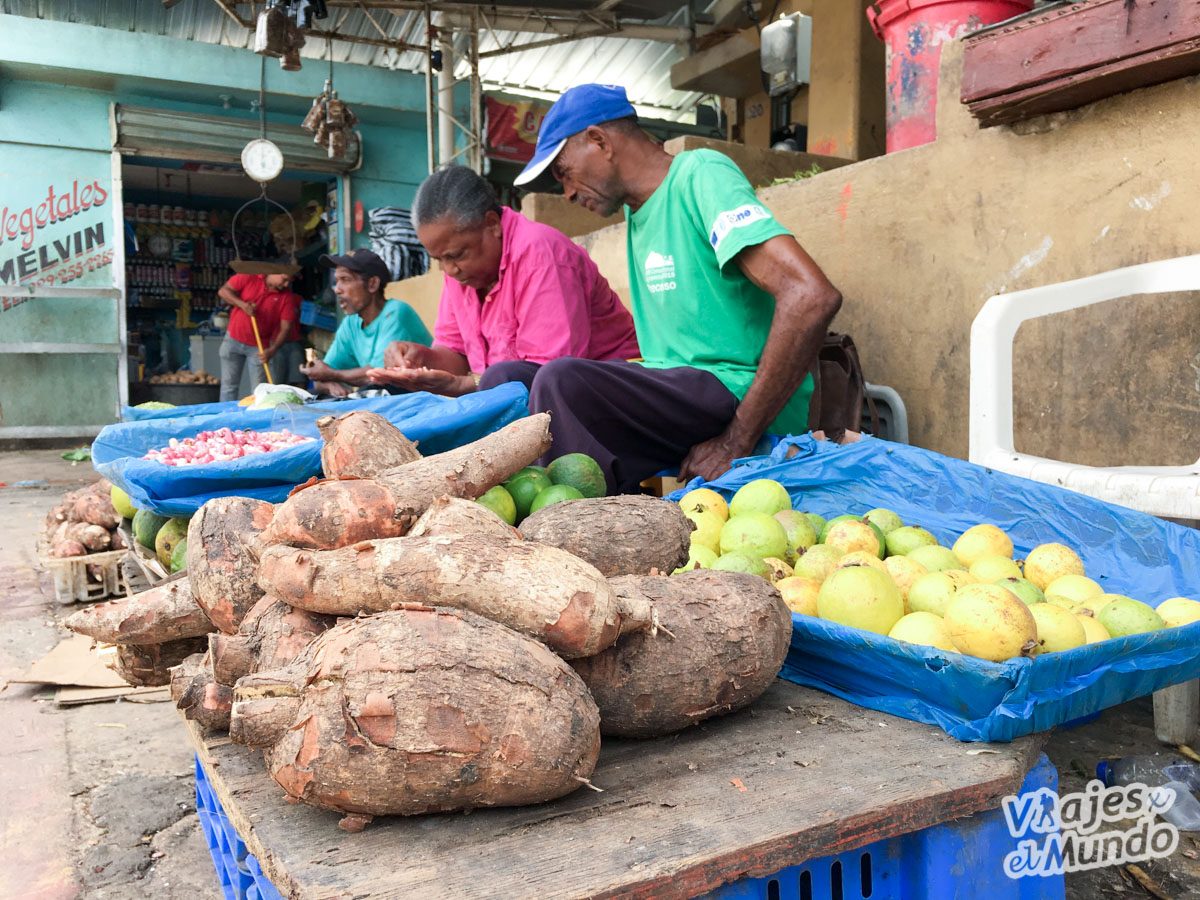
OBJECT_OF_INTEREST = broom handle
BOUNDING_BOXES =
[248,314,275,385]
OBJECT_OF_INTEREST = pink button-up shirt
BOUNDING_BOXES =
[433,207,639,372]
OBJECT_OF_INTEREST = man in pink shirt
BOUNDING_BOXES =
[366,166,638,397]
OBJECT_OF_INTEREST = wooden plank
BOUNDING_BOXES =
[967,37,1200,126]
[961,0,1200,103]
[186,680,1046,899]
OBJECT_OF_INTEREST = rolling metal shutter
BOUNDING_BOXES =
[114,105,359,173]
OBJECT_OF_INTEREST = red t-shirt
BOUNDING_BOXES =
[225,274,302,346]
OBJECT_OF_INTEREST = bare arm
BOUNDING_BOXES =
[262,316,293,362]
[217,281,253,316]
[679,235,842,482]
[382,341,470,375]
[300,359,376,387]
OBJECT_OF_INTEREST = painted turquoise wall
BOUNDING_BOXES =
[0,11,448,246]
[0,13,428,117]
[0,13,444,431]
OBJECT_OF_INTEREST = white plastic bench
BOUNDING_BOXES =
[969,255,1200,745]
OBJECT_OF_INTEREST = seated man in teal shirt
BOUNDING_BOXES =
[300,248,432,397]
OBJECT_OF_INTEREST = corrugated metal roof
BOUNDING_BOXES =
[0,0,712,121]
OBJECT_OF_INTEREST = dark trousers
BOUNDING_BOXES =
[480,358,738,494]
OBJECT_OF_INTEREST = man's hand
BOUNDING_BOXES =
[365,366,475,397]
[314,380,351,398]
[383,341,430,370]
[258,349,275,365]
[300,359,336,382]
[679,427,757,484]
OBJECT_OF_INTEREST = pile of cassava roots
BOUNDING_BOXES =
[65,410,792,832]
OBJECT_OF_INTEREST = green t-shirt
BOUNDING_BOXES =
[625,149,813,435]
[324,299,432,370]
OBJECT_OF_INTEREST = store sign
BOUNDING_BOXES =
[0,151,115,303]
[485,96,550,164]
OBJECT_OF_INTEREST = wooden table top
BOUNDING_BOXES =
[186,679,1046,899]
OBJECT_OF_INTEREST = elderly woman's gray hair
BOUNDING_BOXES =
[412,165,503,231]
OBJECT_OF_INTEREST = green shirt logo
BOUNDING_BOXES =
[643,251,676,293]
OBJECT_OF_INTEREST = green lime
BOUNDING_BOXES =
[506,466,548,484]
[476,485,517,526]
[506,472,552,521]
[546,453,606,499]
[529,484,584,515]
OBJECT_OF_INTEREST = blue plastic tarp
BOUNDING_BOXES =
[669,435,1200,742]
[122,401,241,421]
[94,383,530,517]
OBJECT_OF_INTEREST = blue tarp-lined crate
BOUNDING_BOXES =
[670,435,1200,742]
[183,679,1055,899]
[92,383,530,517]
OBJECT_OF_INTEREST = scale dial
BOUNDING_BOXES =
[241,138,284,183]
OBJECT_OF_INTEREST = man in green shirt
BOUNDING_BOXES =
[300,248,432,397]
[515,84,841,491]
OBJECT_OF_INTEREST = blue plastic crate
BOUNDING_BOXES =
[195,753,1062,899]
[704,753,1064,900]
[299,300,337,332]
[194,757,284,900]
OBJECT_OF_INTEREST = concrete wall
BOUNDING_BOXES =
[577,41,1200,467]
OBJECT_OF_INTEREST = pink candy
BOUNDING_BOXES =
[142,428,312,467]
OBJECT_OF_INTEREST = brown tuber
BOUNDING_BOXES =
[229,606,601,826]
[170,651,232,730]
[571,571,792,738]
[71,491,121,530]
[108,637,208,687]
[50,540,88,558]
[407,496,519,539]
[257,532,655,659]
[260,413,552,550]
[208,597,334,686]
[519,495,692,577]
[64,577,213,645]
[318,411,421,479]
[186,496,275,634]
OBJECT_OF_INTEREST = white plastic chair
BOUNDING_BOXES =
[970,255,1200,744]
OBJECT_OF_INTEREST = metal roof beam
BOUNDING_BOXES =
[443,11,689,42]
[208,0,426,53]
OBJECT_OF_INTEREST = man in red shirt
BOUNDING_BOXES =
[257,287,304,386]
[216,272,301,401]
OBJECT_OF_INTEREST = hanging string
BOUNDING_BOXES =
[259,55,269,211]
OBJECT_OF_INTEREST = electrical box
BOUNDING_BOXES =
[760,13,813,97]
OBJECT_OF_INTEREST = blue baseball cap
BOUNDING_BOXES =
[514,84,637,192]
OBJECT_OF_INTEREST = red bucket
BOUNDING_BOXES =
[867,0,1033,152]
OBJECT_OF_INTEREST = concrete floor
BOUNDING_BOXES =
[1,449,1198,899]
[0,450,218,900]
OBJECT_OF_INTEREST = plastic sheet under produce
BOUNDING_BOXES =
[93,383,530,517]
[669,435,1200,742]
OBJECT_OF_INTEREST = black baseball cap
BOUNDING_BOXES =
[318,248,391,284]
